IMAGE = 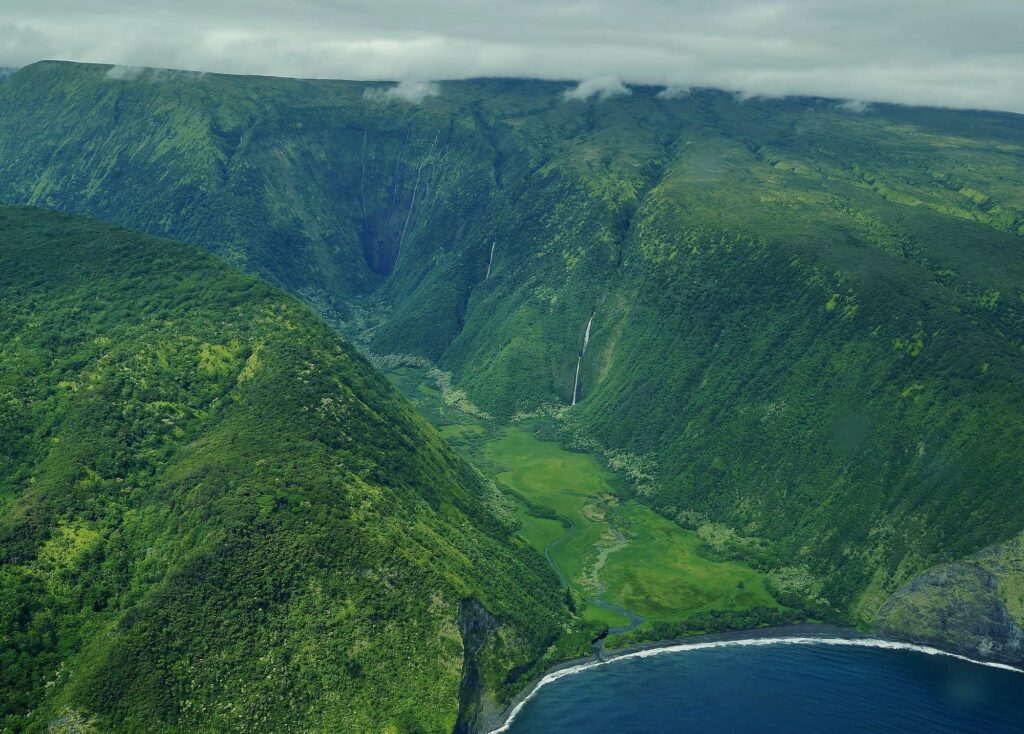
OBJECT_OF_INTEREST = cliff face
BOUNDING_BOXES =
[455,599,503,734]
[874,533,1024,665]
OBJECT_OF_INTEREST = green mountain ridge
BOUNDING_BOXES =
[2,60,1024,661]
[0,206,575,733]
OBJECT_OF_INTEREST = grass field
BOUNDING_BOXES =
[387,367,781,634]
[481,427,632,626]
[602,502,778,621]
[482,427,613,586]
[481,426,779,627]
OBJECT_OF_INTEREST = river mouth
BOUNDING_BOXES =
[386,366,788,640]
[478,425,782,632]
[489,622,1024,732]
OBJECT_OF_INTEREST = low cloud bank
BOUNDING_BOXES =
[564,76,630,102]
[105,64,205,81]
[2,3,1024,113]
[105,65,146,80]
[656,85,691,100]
[363,79,440,104]
[836,99,872,114]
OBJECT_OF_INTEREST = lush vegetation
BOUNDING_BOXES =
[386,369,786,645]
[601,502,778,622]
[604,607,809,652]
[479,427,779,624]
[0,207,582,733]
[2,61,1024,659]
[872,530,1024,665]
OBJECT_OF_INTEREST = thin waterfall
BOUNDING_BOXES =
[485,241,496,280]
[424,143,449,208]
[571,359,582,406]
[571,312,595,406]
[390,126,413,213]
[394,134,438,270]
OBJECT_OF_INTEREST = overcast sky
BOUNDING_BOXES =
[2,1,1023,113]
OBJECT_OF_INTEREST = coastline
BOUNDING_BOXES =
[475,623,1024,734]
[473,624,852,734]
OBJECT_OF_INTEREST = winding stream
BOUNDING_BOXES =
[541,521,572,588]
[540,508,645,656]
[589,514,644,655]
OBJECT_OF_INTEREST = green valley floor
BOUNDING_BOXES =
[386,366,784,643]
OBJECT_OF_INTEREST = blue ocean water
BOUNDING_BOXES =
[505,641,1024,733]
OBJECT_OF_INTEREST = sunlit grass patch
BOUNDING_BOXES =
[602,502,779,622]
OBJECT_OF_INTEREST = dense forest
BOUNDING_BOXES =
[0,206,589,733]
[1,60,1023,676]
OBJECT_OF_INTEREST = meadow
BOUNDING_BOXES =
[389,367,782,638]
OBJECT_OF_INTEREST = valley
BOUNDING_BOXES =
[4,63,1023,643]
[386,366,783,643]
[1,57,1023,732]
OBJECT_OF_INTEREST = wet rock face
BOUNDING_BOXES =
[455,598,502,734]
[873,555,1024,666]
[459,598,501,648]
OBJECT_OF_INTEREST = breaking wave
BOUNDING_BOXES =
[487,636,1023,733]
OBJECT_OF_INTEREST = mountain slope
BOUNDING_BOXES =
[873,530,1024,665]
[2,61,1024,652]
[0,206,572,733]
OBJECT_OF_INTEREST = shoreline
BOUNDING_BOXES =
[476,623,1024,734]
[474,623,851,733]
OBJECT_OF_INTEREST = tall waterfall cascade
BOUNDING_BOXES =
[394,134,439,270]
[571,312,595,406]
[485,241,496,280]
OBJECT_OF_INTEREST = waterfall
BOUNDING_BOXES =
[390,126,412,213]
[571,359,582,406]
[571,312,595,406]
[485,241,496,280]
[394,133,438,270]
[424,144,449,208]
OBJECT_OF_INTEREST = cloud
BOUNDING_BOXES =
[105,64,146,80]
[363,79,440,104]
[836,99,872,114]
[105,64,206,82]
[564,76,630,102]
[0,21,52,62]
[1,2,1023,113]
[733,89,771,103]
[656,85,691,100]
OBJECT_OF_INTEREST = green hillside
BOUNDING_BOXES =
[0,206,576,733]
[873,530,1024,664]
[2,61,1024,655]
